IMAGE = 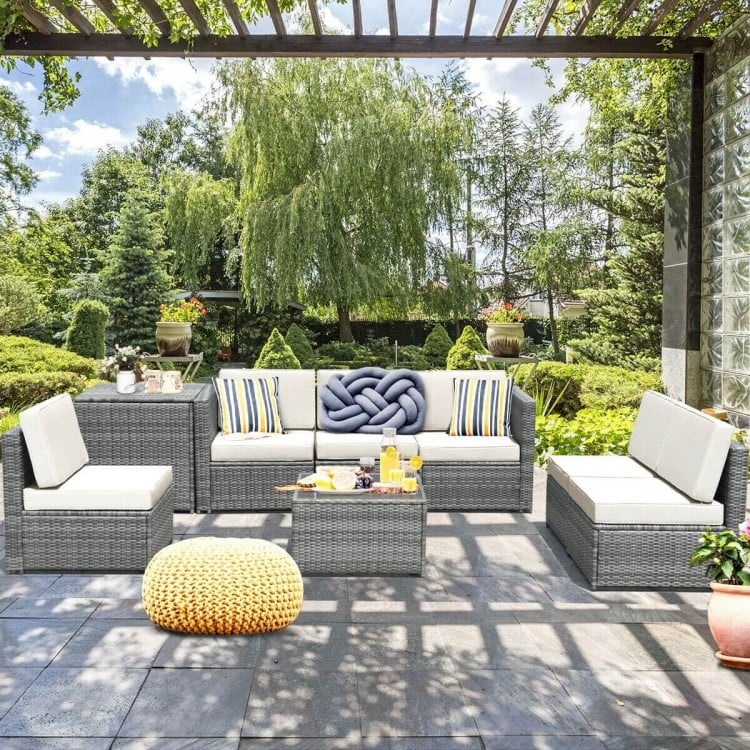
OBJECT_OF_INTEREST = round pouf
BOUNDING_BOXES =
[142,537,303,635]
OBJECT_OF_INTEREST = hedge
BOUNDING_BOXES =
[0,335,99,378]
[0,372,94,408]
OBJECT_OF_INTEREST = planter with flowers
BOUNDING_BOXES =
[689,521,750,668]
[100,345,148,394]
[478,301,527,357]
[156,297,207,356]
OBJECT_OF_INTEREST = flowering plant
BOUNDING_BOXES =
[159,297,207,323]
[100,345,147,376]
[689,521,750,584]
[478,301,527,324]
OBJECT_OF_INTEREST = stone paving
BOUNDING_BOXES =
[1,469,749,749]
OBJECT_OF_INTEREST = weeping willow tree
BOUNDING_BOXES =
[221,58,467,341]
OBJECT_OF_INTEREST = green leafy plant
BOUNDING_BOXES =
[533,378,571,418]
[159,297,207,323]
[0,372,92,407]
[65,299,109,360]
[0,274,47,334]
[689,523,750,585]
[285,323,315,367]
[100,345,148,376]
[446,326,488,370]
[422,323,453,367]
[254,328,301,369]
[0,336,99,378]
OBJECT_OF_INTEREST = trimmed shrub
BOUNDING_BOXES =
[0,336,99,378]
[254,328,301,369]
[515,361,662,418]
[285,322,315,367]
[396,345,432,371]
[422,323,453,367]
[446,326,488,370]
[0,372,93,408]
[65,299,110,360]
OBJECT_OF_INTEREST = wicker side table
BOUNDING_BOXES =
[289,483,426,576]
[74,383,214,512]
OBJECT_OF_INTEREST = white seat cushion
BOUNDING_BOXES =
[415,432,519,462]
[219,368,316,430]
[211,430,314,462]
[19,393,89,488]
[23,465,172,511]
[566,476,724,525]
[315,431,418,460]
[547,455,654,494]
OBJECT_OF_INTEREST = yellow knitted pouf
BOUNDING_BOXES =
[142,537,303,635]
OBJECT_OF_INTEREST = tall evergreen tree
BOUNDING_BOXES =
[101,191,171,351]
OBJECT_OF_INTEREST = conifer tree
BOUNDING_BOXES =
[285,322,314,367]
[101,191,171,351]
[423,323,453,368]
[254,328,301,369]
[446,326,488,370]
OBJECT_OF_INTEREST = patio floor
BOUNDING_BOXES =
[1,468,749,749]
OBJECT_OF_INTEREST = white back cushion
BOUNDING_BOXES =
[19,393,89,488]
[656,403,733,503]
[219,368,316,430]
[627,391,678,470]
[421,370,507,432]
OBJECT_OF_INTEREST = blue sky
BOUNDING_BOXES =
[1,0,588,210]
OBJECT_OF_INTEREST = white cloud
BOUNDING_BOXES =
[94,58,217,113]
[0,79,37,96]
[43,119,130,157]
[32,145,55,161]
[36,169,62,182]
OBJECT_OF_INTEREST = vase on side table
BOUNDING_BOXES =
[116,370,136,394]
[156,321,192,356]
[486,322,524,357]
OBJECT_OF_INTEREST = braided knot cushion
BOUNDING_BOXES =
[319,367,426,434]
[142,537,303,635]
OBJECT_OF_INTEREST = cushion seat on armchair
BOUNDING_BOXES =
[315,430,419,461]
[414,433,519,462]
[211,430,314,462]
[547,455,654,493]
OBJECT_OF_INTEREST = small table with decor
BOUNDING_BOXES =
[289,476,426,577]
[474,353,538,379]
[143,353,204,383]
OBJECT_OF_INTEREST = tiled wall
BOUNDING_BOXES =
[702,17,750,426]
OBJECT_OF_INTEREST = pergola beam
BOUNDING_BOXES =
[464,0,477,39]
[92,0,133,35]
[222,0,248,37]
[352,0,362,37]
[642,0,681,36]
[138,0,171,37]
[494,0,519,38]
[179,0,210,37]
[307,0,322,38]
[679,0,723,38]
[536,0,561,38]
[266,0,286,37]
[1,33,711,59]
[570,0,603,36]
[21,3,57,35]
[387,0,398,39]
[429,0,438,37]
[611,0,640,33]
[48,0,95,35]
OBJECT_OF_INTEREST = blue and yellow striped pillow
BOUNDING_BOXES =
[212,377,284,435]
[448,377,513,437]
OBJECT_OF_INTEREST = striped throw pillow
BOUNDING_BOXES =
[212,377,284,435]
[448,377,513,437]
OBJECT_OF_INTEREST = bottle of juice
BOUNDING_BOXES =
[379,427,401,484]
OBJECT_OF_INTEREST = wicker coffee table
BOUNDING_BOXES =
[289,480,426,577]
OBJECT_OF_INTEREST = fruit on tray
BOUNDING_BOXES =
[332,470,358,491]
[409,455,423,470]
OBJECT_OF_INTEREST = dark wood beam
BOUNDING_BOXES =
[352,0,362,37]
[92,0,133,35]
[179,0,210,37]
[464,0,477,39]
[138,0,171,36]
[222,0,248,37]
[387,0,398,39]
[679,0,723,38]
[642,0,681,36]
[21,3,57,35]
[429,0,438,37]
[494,0,518,38]
[48,0,95,35]
[307,0,322,38]
[1,32,712,59]
[611,0,640,33]
[536,0,561,38]
[570,0,603,36]
[266,0,286,37]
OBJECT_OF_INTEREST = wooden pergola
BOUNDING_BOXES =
[2,1,741,60]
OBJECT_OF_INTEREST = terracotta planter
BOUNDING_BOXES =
[708,581,750,668]
[156,321,192,357]
[486,322,524,357]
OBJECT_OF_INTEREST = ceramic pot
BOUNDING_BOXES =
[156,321,192,357]
[486,322,524,357]
[708,581,750,668]
[116,370,136,394]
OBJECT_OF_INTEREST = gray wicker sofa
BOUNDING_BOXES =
[546,390,748,589]
[198,368,535,513]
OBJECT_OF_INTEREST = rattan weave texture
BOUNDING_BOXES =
[142,537,303,634]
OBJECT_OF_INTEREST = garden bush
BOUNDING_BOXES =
[285,323,315,367]
[396,345,432,371]
[515,361,661,418]
[535,407,637,467]
[446,326,487,370]
[65,299,109,360]
[0,372,94,408]
[0,336,99,378]
[422,323,453,367]
[254,328,301,368]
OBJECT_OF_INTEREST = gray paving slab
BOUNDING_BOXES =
[362,740,484,750]
[0,667,43,719]
[112,739,240,749]
[483,739,606,750]
[90,598,150,619]
[603,739,750,750]
[42,575,144,599]
[0,618,81,667]
[118,668,254,738]
[442,574,552,604]
[0,667,146,737]
[239,740,361,749]
[154,632,262,668]
[0,740,113,749]
[243,668,360,738]
[0,596,99,619]
[0,575,58,598]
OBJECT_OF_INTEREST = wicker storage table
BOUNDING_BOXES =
[74,383,214,512]
[290,482,426,576]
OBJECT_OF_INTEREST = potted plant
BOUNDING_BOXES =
[156,297,207,356]
[477,301,527,357]
[100,345,148,393]
[689,521,750,668]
